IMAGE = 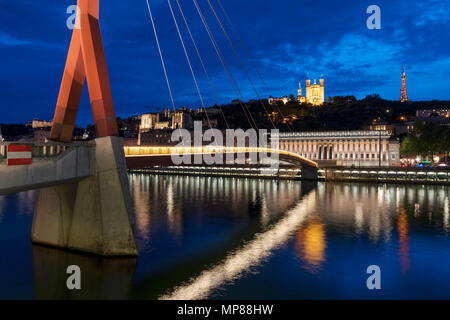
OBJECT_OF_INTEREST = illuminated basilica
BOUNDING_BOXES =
[297,75,325,106]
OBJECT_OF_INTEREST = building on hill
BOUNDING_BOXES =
[416,109,449,118]
[268,96,289,105]
[29,119,52,129]
[172,111,193,129]
[33,128,50,143]
[298,75,325,106]
[138,130,174,146]
[140,113,157,131]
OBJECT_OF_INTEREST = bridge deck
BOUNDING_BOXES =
[0,144,95,195]
[124,146,318,168]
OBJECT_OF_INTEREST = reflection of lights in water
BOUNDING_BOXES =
[132,176,151,244]
[427,188,435,206]
[368,205,381,242]
[159,191,317,300]
[398,208,410,275]
[295,218,326,274]
[414,203,420,217]
[167,182,174,224]
[354,203,363,234]
[378,186,385,204]
[396,187,401,208]
[17,191,36,215]
[166,180,183,238]
[444,197,449,231]
[260,195,269,227]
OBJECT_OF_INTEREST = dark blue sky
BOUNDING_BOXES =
[1,0,449,125]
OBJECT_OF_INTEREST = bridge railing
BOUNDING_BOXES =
[0,144,5,160]
[0,142,81,162]
[321,167,450,184]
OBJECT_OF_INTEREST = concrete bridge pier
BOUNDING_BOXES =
[32,137,138,257]
[301,166,318,180]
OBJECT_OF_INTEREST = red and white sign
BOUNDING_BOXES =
[7,145,32,166]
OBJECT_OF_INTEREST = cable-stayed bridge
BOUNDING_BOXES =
[0,0,318,257]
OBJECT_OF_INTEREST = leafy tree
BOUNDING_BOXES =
[400,121,450,161]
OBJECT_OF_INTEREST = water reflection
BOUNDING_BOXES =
[398,208,410,275]
[1,175,449,299]
[295,217,326,274]
[32,245,137,299]
[127,176,449,299]
[444,196,449,231]
[159,190,317,300]
[166,181,183,240]
[129,174,308,251]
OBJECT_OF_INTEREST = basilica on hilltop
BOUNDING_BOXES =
[297,75,325,106]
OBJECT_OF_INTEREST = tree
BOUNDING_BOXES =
[400,121,450,161]
[400,135,420,156]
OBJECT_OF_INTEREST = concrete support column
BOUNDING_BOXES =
[365,140,369,160]
[358,140,361,161]
[347,141,351,161]
[307,141,311,159]
[313,142,317,160]
[301,166,318,180]
[344,141,348,160]
[32,137,138,257]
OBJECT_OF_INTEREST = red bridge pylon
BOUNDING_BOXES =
[50,0,118,143]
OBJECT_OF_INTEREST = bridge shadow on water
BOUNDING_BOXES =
[31,245,137,300]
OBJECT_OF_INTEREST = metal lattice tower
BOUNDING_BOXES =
[400,64,408,102]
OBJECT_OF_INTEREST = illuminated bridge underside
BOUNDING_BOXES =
[124,146,318,168]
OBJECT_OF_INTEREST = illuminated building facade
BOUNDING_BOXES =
[140,113,157,132]
[30,119,52,129]
[172,111,193,129]
[298,76,325,106]
[273,130,400,167]
[268,96,289,105]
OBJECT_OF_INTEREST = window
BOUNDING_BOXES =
[391,153,396,160]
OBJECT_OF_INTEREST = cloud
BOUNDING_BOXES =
[0,0,449,125]
[0,31,38,46]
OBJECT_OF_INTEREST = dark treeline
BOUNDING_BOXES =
[401,121,450,159]
[213,94,450,132]
[0,124,32,141]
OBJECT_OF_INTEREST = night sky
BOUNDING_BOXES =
[1,0,449,126]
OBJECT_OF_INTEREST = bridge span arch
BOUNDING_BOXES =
[124,146,318,170]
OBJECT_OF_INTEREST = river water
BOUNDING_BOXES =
[0,174,449,299]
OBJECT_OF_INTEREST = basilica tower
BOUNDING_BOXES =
[305,76,311,102]
[319,75,325,102]
[297,82,306,103]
